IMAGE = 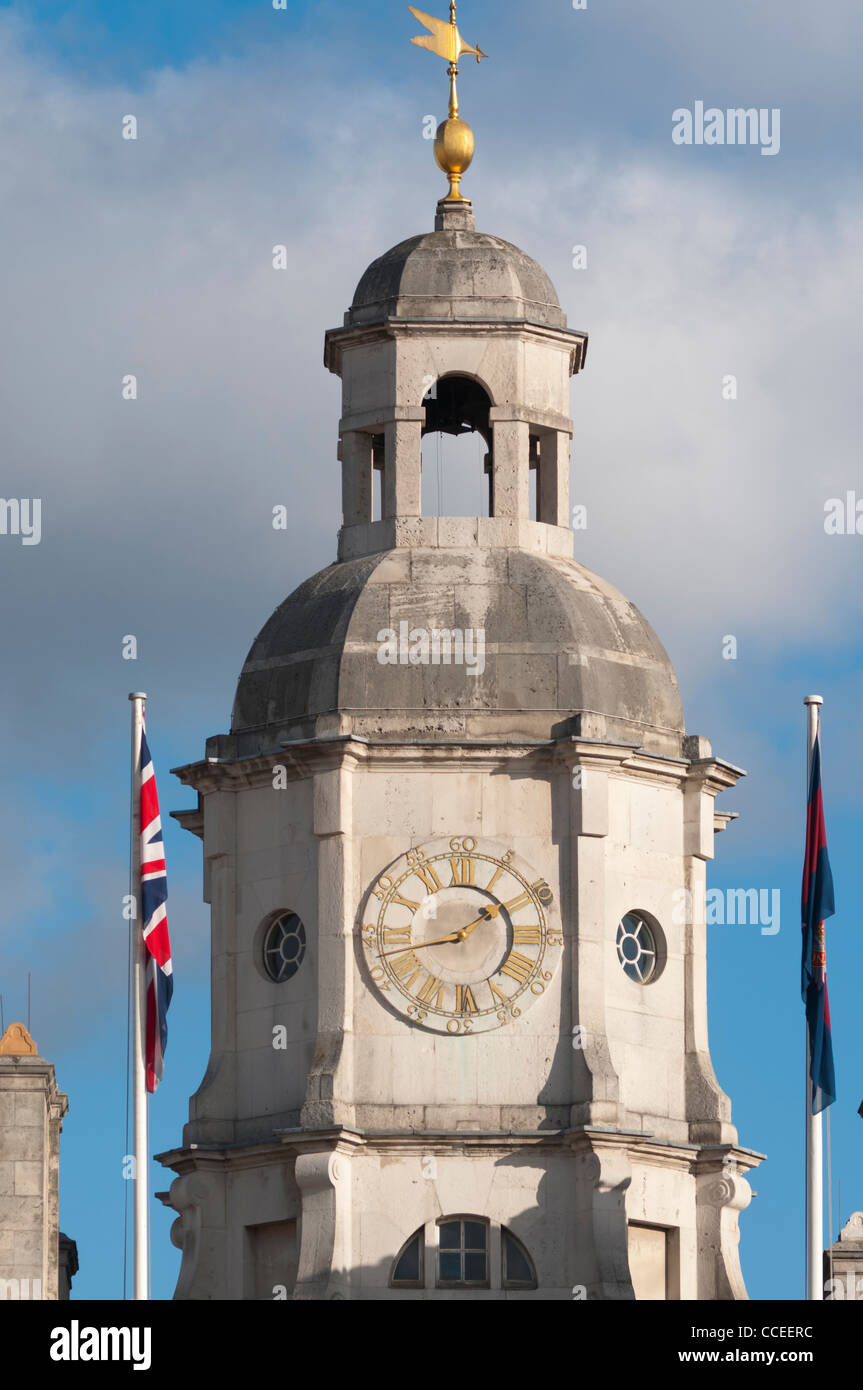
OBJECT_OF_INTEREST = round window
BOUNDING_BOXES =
[616,911,658,984]
[263,912,307,982]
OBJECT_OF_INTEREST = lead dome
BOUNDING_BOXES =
[347,227,567,328]
[230,548,684,756]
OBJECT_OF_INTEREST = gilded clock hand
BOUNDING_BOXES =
[379,929,465,956]
[379,902,501,956]
[454,901,501,940]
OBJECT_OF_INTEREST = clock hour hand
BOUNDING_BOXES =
[455,901,501,940]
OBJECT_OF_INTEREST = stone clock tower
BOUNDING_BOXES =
[159,35,761,1299]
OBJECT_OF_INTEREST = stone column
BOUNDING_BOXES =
[490,418,530,518]
[537,429,571,527]
[303,765,355,1129]
[340,430,374,526]
[383,420,422,519]
[683,760,737,1145]
[569,764,620,1127]
[571,1137,634,1299]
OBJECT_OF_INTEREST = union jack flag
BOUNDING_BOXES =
[139,729,173,1093]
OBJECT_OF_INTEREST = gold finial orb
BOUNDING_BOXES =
[434,116,474,200]
[409,4,486,202]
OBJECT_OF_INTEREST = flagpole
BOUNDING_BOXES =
[129,692,149,1301]
[804,694,823,1301]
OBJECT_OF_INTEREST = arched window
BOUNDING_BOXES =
[390,1229,423,1288]
[421,375,492,518]
[502,1228,536,1289]
[437,1217,488,1287]
[388,1217,537,1291]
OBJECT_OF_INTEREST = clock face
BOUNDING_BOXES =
[362,837,563,1034]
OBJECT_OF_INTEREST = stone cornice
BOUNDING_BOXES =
[686,756,747,795]
[324,316,588,377]
[156,1128,764,1175]
[172,732,745,799]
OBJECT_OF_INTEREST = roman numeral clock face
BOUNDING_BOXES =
[362,838,563,1034]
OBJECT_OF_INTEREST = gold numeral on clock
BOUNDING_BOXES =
[414,863,443,894]
[486,863,507,892]
[499,951,534,985]
[503,891,534,915]
[454,983,478,1014]
[449,856,474,886]
[513,925,542,946]
[390,951,423,990]
[487,978,508,1006]
[390,892,421,912]
[382,926,412,946]
[415,975,445,1007]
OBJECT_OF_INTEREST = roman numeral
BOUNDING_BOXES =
[414,863,443,894]
[486,864,505,892]
[415,975,445,1007]
[390,892,421,912]
[499,951,534,985]
[503,891,534,915]
[449,856,474,886]
[390,951,423,990]
[382,927,412,947]
[454,984,478,1014]
[512,925,542,946]
[488,978,508,1006]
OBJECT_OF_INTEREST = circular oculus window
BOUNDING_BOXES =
[616,911,658,984]
[263,911,307,982]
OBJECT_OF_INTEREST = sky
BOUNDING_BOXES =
[0,0,861,1300]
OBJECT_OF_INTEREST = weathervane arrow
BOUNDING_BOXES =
[409,3,487,200]
[409,4,487,66]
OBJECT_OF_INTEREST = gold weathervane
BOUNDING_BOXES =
[409,3,487,201]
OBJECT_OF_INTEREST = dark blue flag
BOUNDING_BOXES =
[801,734,835,1113]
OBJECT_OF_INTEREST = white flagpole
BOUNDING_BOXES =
[129,692,149,1301]
[804,694,823,1301]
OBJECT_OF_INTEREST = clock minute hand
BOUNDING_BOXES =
[379,929,465,957]
[379,903,502,956]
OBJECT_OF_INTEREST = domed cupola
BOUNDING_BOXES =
[228,59,693,761]
[347,217,568,329]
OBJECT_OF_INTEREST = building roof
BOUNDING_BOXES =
[231,547,685,754]
[347,228,567,328]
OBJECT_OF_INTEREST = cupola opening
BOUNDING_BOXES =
[421,374,492,517]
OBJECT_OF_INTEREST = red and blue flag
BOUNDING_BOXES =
[801,731,835,1113]
[140,730,173,1093]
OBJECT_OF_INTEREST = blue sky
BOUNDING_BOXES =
[0,0,861,1300]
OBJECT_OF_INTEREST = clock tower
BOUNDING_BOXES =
[159,23,761,1299]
